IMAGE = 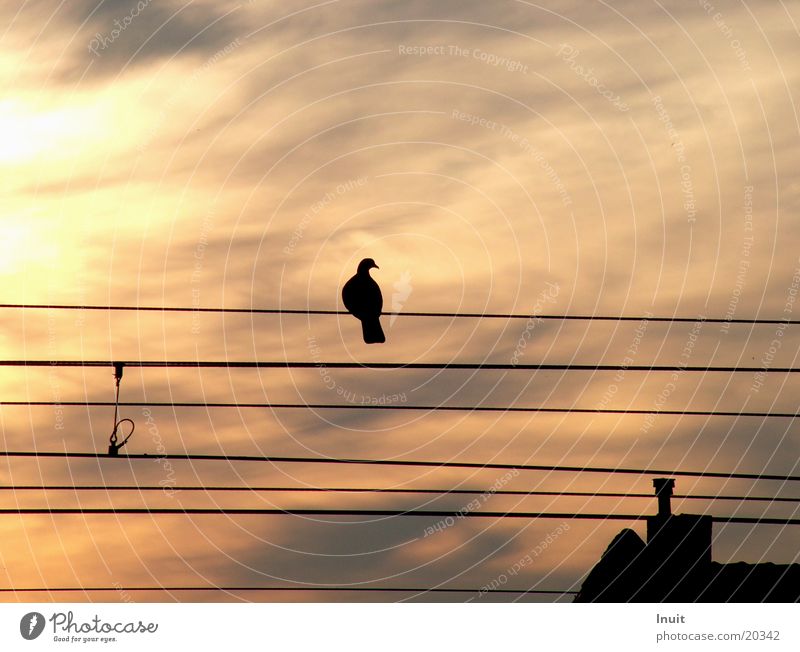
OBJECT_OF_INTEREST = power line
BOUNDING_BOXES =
[0,585,576,595]
[3,400,800,419]
[0,508,646,518]
[0,507,797,524]
[2,484,798,503]
[0,302,793,325]
[2,450,798,483]
[0,360,794,373]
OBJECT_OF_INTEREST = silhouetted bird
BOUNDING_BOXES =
[342,258,385,344]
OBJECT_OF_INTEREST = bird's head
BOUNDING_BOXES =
[357,258,379,274]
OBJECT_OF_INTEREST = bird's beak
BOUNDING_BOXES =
[373,263,379,269]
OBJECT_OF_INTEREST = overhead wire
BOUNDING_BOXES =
[2,400,800,419]
[0,484,797,502]
[0,450,798,482]
[0,302,795,325]
[0,507,796,524]
[0,359,796,372]
[0,585,577,595]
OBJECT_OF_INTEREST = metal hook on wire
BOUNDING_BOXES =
[108,362,134,456]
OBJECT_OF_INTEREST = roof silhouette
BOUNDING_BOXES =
[575,479,800,602]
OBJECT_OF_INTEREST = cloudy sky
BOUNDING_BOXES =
[0,0,798,602]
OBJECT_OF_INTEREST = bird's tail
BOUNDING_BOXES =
[361,318,386,344]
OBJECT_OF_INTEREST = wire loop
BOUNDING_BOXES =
[108,363,134,456]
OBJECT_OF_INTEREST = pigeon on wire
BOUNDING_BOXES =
[342,258,386,343]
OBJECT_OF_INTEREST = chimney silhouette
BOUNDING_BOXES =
[653,478,675,517]
[646,478,712,599]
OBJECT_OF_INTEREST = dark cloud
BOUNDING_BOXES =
[12,0,247,85]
